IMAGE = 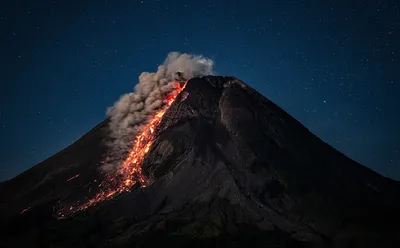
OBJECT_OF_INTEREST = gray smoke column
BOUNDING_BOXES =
[102,52,214,171]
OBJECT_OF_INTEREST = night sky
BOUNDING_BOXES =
[1,0,399,181]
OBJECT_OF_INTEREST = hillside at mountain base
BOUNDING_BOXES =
[1,76,399,248]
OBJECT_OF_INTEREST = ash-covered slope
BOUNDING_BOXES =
[1,76,399,248]
[0,120,109,218]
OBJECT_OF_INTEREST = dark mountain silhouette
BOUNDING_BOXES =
[1,76,399,248]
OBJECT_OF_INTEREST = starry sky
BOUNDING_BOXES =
[1,0,399,181]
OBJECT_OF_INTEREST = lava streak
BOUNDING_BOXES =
[66,174,80,182]
[58,82,186,218]
[20,207,31,214]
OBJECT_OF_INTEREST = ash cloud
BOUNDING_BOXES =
[102,52,214,171]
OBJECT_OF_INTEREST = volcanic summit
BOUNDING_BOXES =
[1,76,399,248]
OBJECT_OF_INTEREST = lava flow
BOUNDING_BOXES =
[57,82,186,218]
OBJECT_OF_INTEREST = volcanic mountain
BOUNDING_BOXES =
[1,76,399,248]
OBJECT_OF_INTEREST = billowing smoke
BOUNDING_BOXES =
[102,52,214,171]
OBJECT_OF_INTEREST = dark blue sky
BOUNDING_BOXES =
[1,0,399,181]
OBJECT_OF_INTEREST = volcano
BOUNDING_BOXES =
[1,76,399,248]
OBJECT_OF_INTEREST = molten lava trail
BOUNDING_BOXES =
[66,174,80,182]
[57,82,186,218]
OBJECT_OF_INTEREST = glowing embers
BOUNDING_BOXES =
[57,82,186,218]
[66,174,80,182]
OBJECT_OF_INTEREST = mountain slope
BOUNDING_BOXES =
[1,76,399,248]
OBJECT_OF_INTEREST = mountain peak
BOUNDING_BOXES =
[1,76,399,248]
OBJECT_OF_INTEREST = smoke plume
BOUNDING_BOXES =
[103,52,214,171]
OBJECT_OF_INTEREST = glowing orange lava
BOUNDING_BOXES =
[66,174,80,182]
[57,82,186,218]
